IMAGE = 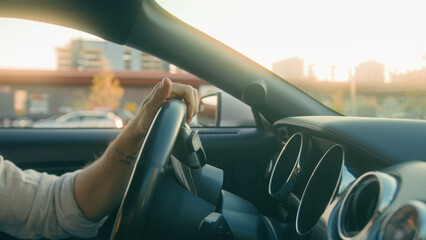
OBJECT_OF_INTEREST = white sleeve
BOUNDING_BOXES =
[0,155,106,239]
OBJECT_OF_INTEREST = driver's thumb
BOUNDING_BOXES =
[150,78,172,108]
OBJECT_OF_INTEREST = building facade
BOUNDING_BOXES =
[0,70,206,124]
[57,39,170,72]
[272,57,305,81]
[354,61,385,83]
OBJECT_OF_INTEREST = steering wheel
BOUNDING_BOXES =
[110,99,187,240]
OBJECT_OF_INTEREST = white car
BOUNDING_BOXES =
[32,111,124,128]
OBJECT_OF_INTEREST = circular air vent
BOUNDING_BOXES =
[379,200,425,240]
[338,172,398,239]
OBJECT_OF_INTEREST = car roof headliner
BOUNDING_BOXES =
[0,0,142,44]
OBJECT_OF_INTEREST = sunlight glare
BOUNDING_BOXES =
[0,18,101,69]
[158,0,426,80]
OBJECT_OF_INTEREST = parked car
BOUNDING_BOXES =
[11,117,33,128]
[32,111,124,129]
[0,0,425,240]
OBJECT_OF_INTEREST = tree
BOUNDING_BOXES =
[332,90,345,114]
[88,71,124,110]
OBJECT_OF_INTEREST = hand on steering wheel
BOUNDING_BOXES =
[110,99,187,240]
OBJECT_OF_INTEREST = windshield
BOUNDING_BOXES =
[157,0,426,119]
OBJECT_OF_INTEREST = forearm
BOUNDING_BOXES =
[73,123,145,221]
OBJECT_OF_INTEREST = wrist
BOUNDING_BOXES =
[126,118,147,134]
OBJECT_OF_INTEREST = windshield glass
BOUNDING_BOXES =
[157,0,426,119]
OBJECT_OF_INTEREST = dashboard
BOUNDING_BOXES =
[267,116,426,240]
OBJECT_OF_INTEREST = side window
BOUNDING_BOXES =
[65,116,83,123]
[81,116,103,121]
[0,18,210,129]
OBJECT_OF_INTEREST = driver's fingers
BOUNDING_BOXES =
[168,79,198,123]
[193,88,199,116]
[145,78,172,113]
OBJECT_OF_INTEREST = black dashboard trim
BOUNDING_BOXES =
[274,116,426,165]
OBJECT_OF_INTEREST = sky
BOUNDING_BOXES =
[1,0,426,81]
[0,18,100,70]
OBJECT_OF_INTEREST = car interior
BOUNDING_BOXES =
[0,0,425,239]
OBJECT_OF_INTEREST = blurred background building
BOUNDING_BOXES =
[0,39,214,127]
[56,39,170,72]
[0,70,207,125]
[271,57,426,118]
[354,61,385,83]
[272,57,304,81]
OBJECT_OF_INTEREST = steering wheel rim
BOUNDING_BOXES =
[110,100,187,240]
